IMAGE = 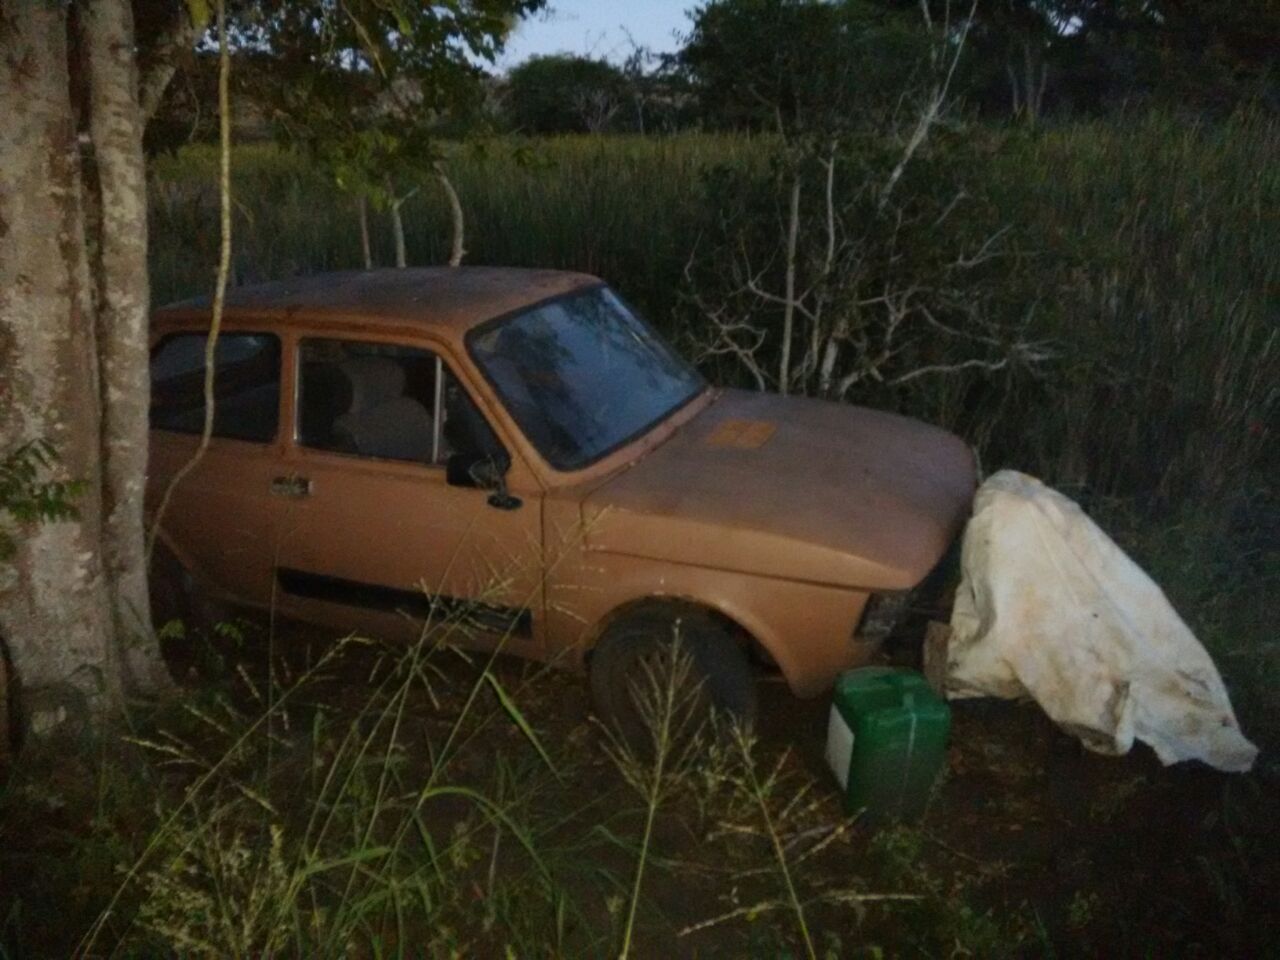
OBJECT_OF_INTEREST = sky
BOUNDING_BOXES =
[498,0,696,68]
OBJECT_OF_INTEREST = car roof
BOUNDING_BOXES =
[153,267,602,335]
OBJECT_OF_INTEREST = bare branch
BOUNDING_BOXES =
[879,0,979,211]
[948,225,1012,270]
[743,273,819,327]
[779,174,802,395]
[683,252,772,391]
[888,356,1011,385]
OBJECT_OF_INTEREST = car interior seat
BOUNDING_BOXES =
[332,357,435,462]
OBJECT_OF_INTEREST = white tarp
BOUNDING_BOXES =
[946,470,1257,773]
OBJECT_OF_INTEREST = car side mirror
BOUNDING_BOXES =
[446,451,521,510]
[446,451,505,489]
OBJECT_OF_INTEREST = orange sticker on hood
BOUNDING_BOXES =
[706,418,777,449]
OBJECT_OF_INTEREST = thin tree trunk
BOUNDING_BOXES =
[1027,41,1048,123]
[1007,62,1022,119]
[357,194,373,269]
[816,151,839,397]
[1021,39,1045,125]
[391,201,407,268]
[880,0,977,211]
[434,162,465,268]
[779,174,801,396]
[387,177,407,269]
[0,1,120,726]
[82,0,170,692]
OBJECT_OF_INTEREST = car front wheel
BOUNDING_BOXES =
[589,607,757,749]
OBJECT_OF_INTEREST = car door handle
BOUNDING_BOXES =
[270,475,312,499]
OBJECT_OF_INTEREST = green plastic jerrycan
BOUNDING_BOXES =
[825,667,950,822]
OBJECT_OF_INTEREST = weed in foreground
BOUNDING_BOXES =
[74,587,577,958]
[598,630,713,959]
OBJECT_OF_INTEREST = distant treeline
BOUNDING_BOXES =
[148,0,1277,151]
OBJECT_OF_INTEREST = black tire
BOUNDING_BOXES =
[589,607,757,749]
[149,546,229,681]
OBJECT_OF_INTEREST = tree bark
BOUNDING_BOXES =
[0,1,121,726]
[0,0,183,737]
[82,0,170,692]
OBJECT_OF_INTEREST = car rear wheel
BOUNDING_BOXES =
[589,607,757,750]
[149,546,229,680]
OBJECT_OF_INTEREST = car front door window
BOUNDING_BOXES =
[297,338,503,469]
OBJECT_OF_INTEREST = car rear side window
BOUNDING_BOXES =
[150,333,281,443]
[296,339,503,467]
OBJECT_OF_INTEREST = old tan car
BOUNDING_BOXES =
[147,268,975,734]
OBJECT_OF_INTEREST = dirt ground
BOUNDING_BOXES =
[399,633,1280,958]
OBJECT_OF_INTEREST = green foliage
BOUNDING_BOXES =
[0,441,84,563]
[502,54,631,134]
[681,0,932,135]
[896,0,1280,118]
[972,113,1278,502]
[224,0,546,200]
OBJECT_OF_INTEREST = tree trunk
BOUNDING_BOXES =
[387,177,408,269]
[391,201,407,268]
[0,0,175,736]
[779,175,801,396]
[0,1,121,727]
[1006,62,1022,118]
[357,194,373,269]
[82,0,170,692]
[434,162,465,268]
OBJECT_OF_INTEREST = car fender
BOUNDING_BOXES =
[548,551,875,698]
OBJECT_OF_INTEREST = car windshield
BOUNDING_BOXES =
[467,286,706,471]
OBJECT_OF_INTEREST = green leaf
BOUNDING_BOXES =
[300,845,393,880]
[483,670,558,777]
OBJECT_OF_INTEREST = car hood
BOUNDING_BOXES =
[580,389,976,591]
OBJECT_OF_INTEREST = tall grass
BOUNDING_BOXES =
[148,118,1277,507]
[148,134,761,315]
[978,113,1277,503]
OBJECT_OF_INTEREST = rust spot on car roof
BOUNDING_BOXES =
[705,418,777,449]
[153,267,601,335]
